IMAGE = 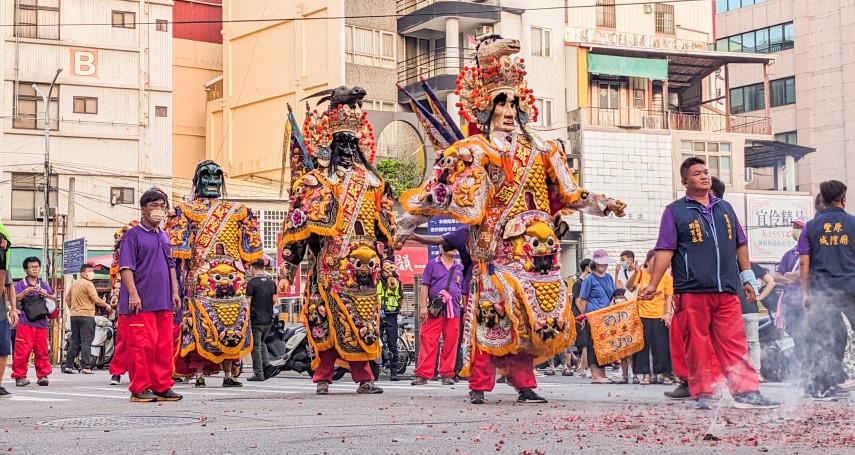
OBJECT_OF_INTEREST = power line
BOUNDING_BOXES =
[0,1,709,28]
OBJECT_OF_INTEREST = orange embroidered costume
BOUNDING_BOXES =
[396,36,626,402]
[279,92,397,394]
[167,161,263,378]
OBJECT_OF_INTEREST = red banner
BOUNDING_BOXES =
[394,243,429,285]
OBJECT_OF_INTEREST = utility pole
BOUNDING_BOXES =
[34,68,62,280]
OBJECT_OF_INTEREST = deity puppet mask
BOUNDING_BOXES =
[330,131,359,172]
[193,161,224,200]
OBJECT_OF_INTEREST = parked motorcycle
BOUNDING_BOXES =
[379,316,415,376]
[263,319,314,379]
[90,314,117,369]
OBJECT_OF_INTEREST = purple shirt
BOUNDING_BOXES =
[796,229,811,255]
[776,246,802,305]
[14,277,54,328]
[422,256,463,318]
[655,193,747,250]
[442,226,473,296]
[118,224,175,314]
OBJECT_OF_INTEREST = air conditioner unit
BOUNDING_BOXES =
[35,206,57,221]
[745,167,754,183]
[644,4,654,14]
[475,25,494,38]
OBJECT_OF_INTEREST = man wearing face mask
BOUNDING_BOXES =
[279,93,398,396]
[395,35,627,404]
[63,264,110,374]
[167,161,264,388]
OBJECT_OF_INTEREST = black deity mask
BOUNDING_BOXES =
[193,161,224,200]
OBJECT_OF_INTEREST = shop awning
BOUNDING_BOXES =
[587,54,668,80]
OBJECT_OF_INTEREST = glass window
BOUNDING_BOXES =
[531,27,551,57]
[742,31,755,53]
[73,97,97,114]
[655,4,675,34]
[769,25,783,51]
[755,28,769,53]
[719,156,732,184]
[156,19,168,32]
[532,98,552,127]
[727,0,741,12]
[112,11,135,29]
[693,141,706,152]
[775,131,798,144]
[11,173,58,221]
[13,82,59,130]
[770,77,796,107]
[716,38,729,51]
[716,0,728,13]
[15,0,60,39]
[783,23,795,49]
[728,35,742,52]
[730,87,744,114]
[345,26,395,69]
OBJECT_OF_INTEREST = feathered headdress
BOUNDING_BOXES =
[302,103,376,166]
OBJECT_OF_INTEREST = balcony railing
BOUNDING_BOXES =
[576,107,771,135]
[398,47,476,87]
[397,0,496,15]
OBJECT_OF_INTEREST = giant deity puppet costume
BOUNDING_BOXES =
[167,161,264,387]
[278,87,398,395]
[396,35,627,404]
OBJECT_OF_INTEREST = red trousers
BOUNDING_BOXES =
[678,293,758,399]
[312,349,373,383]
[670,301,722,382]
[468,349,537,392]
[121,311,175,394]
[414,315,460,379]
[109,320,128,376]
[12,324,52,379]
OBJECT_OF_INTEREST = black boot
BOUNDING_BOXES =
[517,388,548,403]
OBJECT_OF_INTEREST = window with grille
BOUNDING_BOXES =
[680,142,733,185]
[112,11,136,29]
[258,210,288,252]
[73,97,98,114]
[596,0,616,28]
[655,4,675,35]
[531,27,551,57]
[656,3,674,35]
[14,82,59,130]
[11,173,58,221]
[345,26,395,69]
[110,187,134,205]
[15,0,60,39]
[156,19,168,32]
[155,106,168,117]
[730,77,794,113]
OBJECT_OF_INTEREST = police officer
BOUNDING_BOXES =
[378,276,402,381]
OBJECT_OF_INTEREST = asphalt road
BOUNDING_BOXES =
[1,367,853,455]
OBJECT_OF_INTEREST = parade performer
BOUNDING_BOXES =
[396,35,626,404]
[108,220,139,384]
[279,91,397,395]
[167,161,263,388]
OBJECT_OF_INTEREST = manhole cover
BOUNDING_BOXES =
[37,416,201,429]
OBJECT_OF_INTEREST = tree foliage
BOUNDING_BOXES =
[376,157,424,200]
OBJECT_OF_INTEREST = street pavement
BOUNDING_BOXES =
[1,367,853,455]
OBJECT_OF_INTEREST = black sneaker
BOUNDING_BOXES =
[246,374,265,382]
[664,381,692,400]
[389,375,400,382]
[222,377,243,388]
[469,390,485,404]
[0,387,10,398]
[696,396,713,410]
[733,391,781,409]
[15,378,30,387]
[356,381,383,394]
[130,389,158,403]
[195,377,206,388]
[110,375,121,386]
[811,388,839,402]
[517,388,548,403]
[316,381,330,395]
[37,377,49,386]
[496,376,506,384]
[154,389,183,401]
[411,376,428,386]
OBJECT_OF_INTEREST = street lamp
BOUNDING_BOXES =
[34,68,62,279]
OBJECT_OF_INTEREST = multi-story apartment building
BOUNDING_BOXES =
[716,0,855,194]
[565,0,812,263]
[173,0,222,180]
[0,0,172,277]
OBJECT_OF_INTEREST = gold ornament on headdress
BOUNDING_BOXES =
[454,53,537,127]
[303,103,376,164]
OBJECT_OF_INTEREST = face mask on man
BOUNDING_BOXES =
[791,229,802,242]
[86,271,95,280]
[148,209,166,223]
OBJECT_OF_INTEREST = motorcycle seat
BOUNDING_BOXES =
[281,327,298,342]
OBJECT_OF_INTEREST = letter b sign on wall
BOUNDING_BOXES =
[70,49,98,77]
